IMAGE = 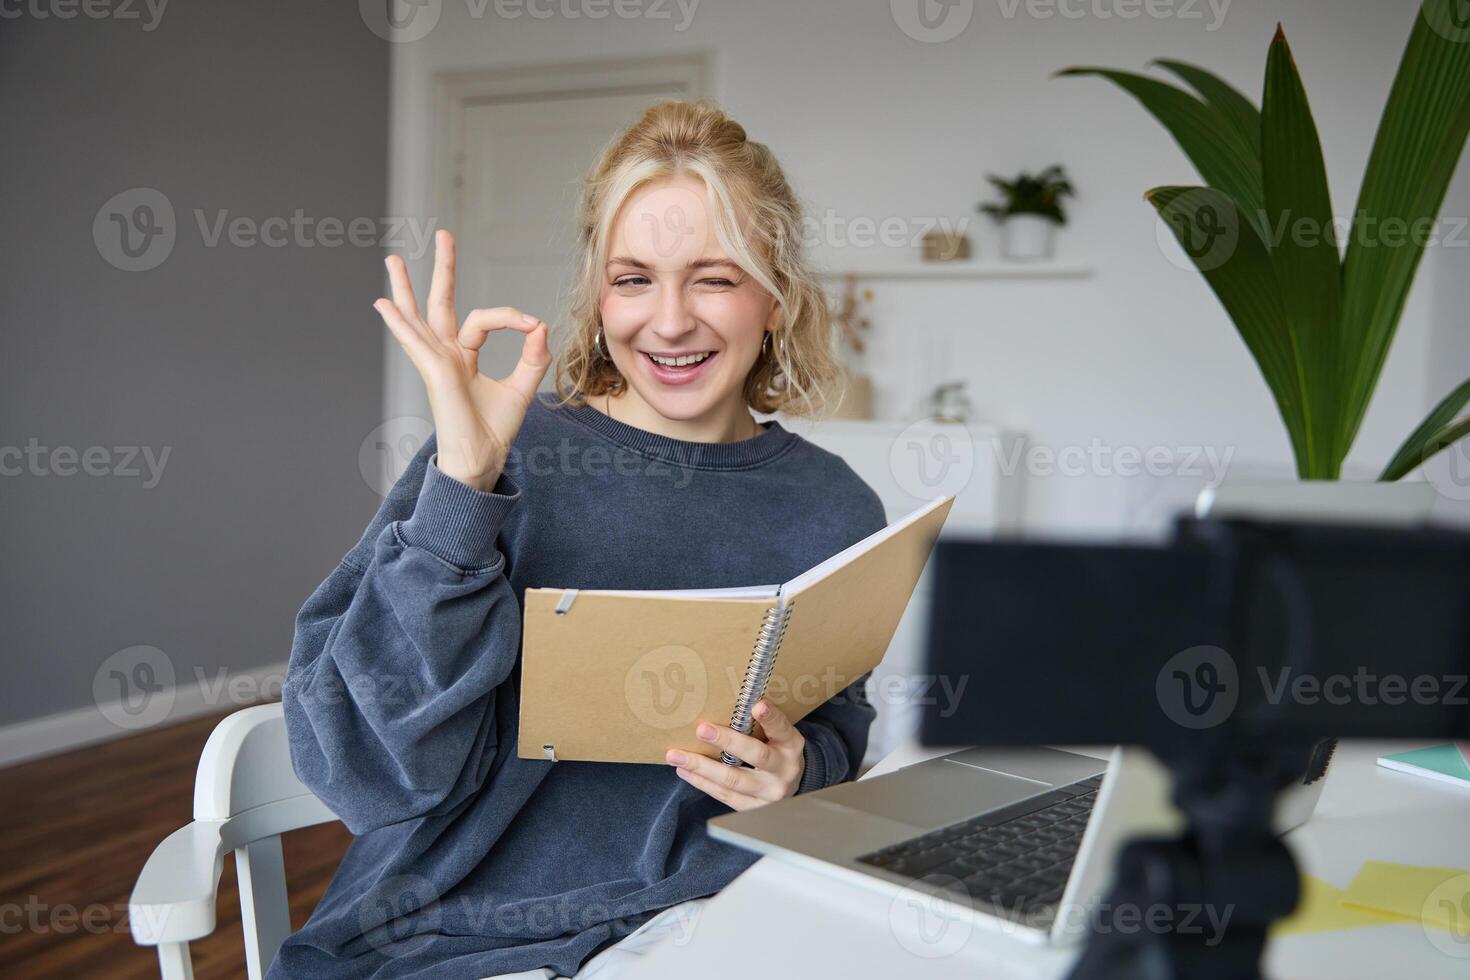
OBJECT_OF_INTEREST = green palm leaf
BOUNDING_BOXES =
[1261,26,1344,477]
[1339,0,1470,453]
[1148,185,1308,473]
[1380,376,1470,481]
[1058,67,1267,240]
[1151,59,1262,158]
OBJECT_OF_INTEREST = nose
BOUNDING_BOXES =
[649,282,697,343]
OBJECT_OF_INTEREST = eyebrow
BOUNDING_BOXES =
[606,256,742,271]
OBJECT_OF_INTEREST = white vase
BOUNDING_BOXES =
[1000,214,1057,261]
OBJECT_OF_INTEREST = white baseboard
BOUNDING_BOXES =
[0,659,290,769]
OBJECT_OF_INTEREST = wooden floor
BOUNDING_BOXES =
[0,708,352,980]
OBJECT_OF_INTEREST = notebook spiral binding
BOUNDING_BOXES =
[721,599,796,766]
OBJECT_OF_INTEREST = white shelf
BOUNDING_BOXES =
[815,259,1093,281]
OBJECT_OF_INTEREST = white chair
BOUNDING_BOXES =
[129,703,337,980]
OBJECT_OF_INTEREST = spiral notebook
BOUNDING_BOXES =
[517,495,955,765]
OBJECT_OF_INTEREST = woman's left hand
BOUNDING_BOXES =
[665,699,805,811]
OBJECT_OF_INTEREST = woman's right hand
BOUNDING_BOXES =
[374,229,551,491]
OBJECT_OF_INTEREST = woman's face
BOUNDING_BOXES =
[599,175,777,424]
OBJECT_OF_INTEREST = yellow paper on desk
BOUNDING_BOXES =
[1271,875,1397,937]
[1338,861,1470,936]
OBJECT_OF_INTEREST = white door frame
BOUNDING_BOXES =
[431,52,713,235]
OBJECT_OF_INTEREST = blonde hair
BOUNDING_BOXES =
[551,100,840,417]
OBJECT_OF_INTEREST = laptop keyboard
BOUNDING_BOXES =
[855,773,1104,924]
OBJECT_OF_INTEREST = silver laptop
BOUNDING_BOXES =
[710,745,1184,945]
[710,479,1437,945]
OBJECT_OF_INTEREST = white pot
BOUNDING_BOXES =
[1000,214,1057,261]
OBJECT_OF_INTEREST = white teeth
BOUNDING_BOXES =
[649,352,712,367]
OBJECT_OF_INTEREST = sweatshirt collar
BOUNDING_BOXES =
[547,394,798,470]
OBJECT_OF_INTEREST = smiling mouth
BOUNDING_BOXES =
[644,351,715,368]
[639,349,719,385]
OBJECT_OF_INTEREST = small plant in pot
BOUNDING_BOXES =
[978,165,1074,261]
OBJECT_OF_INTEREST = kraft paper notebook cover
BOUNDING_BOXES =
[517,495,955,765]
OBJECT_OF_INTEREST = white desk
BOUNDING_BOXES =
[640,740,1470,979]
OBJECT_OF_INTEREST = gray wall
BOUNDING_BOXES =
[1,2,389,727]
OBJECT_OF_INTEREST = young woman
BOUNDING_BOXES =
[269,101,888,980]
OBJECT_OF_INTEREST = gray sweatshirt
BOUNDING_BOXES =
[269,392,887,979]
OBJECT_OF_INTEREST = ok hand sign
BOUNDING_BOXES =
[374,230,551,490]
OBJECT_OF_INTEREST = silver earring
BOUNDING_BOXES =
[594,328,606,359]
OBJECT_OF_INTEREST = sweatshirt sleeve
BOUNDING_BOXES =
[794,675,876,793]
[281,434,526,835]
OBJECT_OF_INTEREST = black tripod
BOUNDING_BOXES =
[1066,740,1313,980]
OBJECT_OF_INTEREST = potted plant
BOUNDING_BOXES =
[978,165,1074,261]
[1059,0,1470,813]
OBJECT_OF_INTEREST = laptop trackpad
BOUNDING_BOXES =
[815,758,1056,831]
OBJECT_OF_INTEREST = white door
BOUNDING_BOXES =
[439,58,709,386]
